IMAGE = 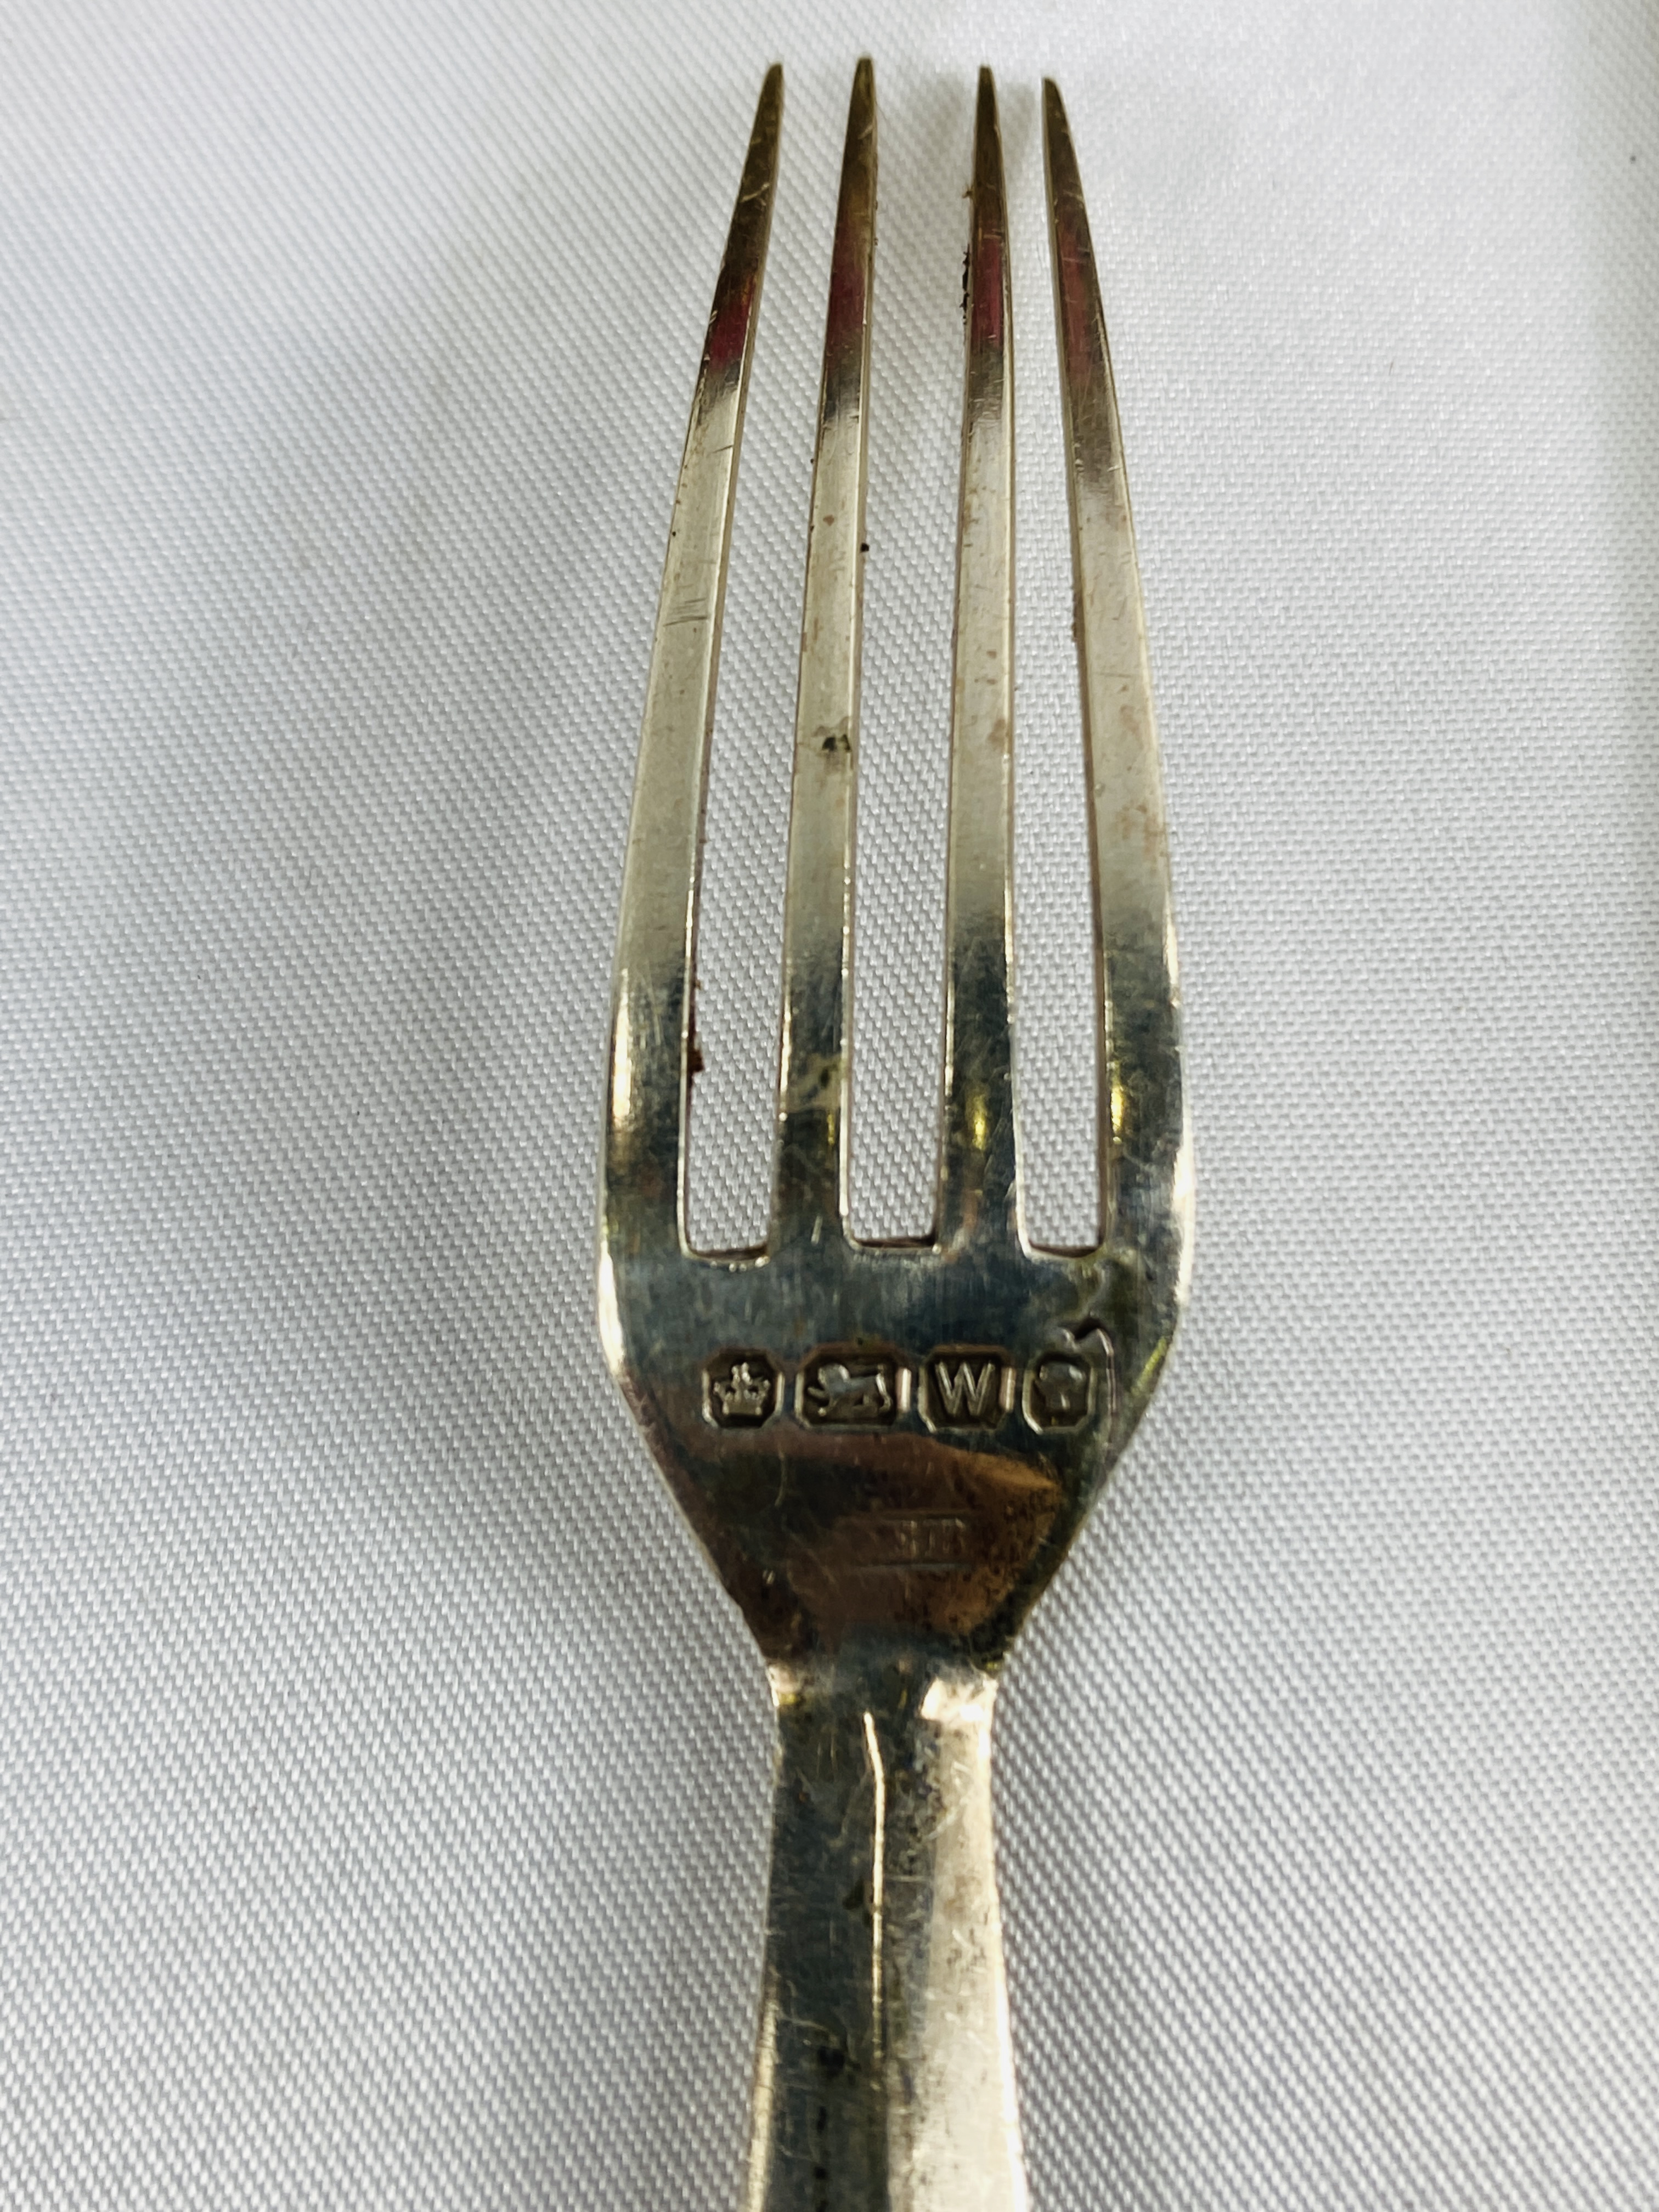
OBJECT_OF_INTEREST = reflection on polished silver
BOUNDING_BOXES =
[598,60,1190,2212]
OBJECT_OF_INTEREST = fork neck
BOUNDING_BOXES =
[746,1642,1028,2212]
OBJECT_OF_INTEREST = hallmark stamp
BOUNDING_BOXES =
[921,1351,1008,1431]
[799,1348,900,1426]
[1024,1353,1094,1431]
[704,1351,780,1429]
[846,1512,971,1569]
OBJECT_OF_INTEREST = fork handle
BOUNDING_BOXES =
[744,1651,1028,2212]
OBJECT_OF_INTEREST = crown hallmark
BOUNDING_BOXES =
[705,1353,780,1427]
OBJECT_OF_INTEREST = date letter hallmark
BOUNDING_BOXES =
[922,1352,1008,1431]
[799,1350,901,1426]
[1024,1352,1097,1431]
[704,1352,780,1429]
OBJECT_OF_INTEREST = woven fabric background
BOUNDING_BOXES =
[6,1,1659,2204]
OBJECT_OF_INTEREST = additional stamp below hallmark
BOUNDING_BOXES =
[702,1342,1105,1434]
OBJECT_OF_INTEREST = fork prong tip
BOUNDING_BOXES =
[752,63,783,136]
[848,55,874,131]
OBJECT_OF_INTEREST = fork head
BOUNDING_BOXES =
[599,62,1190,1672]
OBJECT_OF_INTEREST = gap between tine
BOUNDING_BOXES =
[1043,78,1186,1264]
[773,58,877,1251]
[938,67,1019,1256]
[603,67,783,1262]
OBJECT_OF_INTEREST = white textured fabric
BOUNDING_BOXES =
[5,2,1659,2204]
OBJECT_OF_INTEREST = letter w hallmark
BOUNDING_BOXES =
[926,1352,1007,1430]
[937,1359,997,1417]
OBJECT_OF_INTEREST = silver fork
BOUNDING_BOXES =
[599,59,1190,2212]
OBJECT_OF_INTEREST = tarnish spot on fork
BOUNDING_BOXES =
[1110,795,1169,867]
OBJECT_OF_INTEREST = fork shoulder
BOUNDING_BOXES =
[601,1230,1183,1671]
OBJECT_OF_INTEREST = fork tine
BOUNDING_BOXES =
[1043,79,1186,1254]
[603,67,782,1257]
[938,68,1017,1251]
[772,58,877,1246]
